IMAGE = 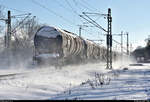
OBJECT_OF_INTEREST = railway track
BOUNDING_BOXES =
[0,72,28,80]
[0,73,22,77]
[0,66,54,80]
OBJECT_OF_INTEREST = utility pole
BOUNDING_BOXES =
[79,26,82,37]
[79,8,113,69]
[0,11,32,48]
[7,10,11,48]
[121,31,123,58]
[0,11,11,48]
[106,8,112,69]
[78,25,95,37]
[113,32,129,56]
[130,43,132,55]
[126,32,129,55]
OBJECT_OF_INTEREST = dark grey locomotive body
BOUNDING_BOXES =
[33,26,118,67]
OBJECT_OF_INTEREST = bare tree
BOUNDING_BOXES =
[11,16,41,50]
[0,5,5,32]
[0,5,6,49]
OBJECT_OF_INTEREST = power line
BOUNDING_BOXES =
[79,27,102,40]
[101,33,128,51]
[55,0,86,30]
[55,0,74,14]
[75,0,94,12]
[72,0,96,25]
[72,0,78,6]
[31,0,76,26]
[112,39,128,52]
[55,0,81,21]
[1,5,29,13]
[11,13,31,34]
[72,0,83,12]
[80,0,100,12]
[65,0,79,15]
[80,12,107,32]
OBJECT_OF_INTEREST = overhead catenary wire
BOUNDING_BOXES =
[31,0,104,44]
[11,13,31,34]
[0,4,29,13]
[55,0,101,38]
[65,0,79,15]
[55,0,82,24]
[100,33,128,51]
[72,0,78,6]
[72,0,83,12]
[11,13,31,18]
[75,0,94,12]
[55,0,97,38]
[79,10,109,46]
[55,0,76,14]
[80,13,107,32]
[80,27,102,40]
[112,39,128,52]
[80,0,100,12]
[31,0,76,26]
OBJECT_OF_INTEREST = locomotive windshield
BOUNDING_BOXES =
[34,35,62,54]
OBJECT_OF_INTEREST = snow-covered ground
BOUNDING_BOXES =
[0,59,150,100]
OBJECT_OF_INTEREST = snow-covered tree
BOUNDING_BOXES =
[11,17,41,50]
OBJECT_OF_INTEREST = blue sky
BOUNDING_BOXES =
[0,0,150,51]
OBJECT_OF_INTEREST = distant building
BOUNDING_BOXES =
[132,35,150,63]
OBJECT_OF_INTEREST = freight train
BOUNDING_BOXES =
[33,26,118,68]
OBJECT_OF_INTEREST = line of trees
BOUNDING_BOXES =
[0,6,45,67]
[0,6,44,51]
[11,16,41,50]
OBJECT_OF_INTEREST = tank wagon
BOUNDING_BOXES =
[33,26,118,68]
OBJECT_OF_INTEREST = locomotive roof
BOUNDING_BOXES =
[36,26,79,38]
[36,26,60,38]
